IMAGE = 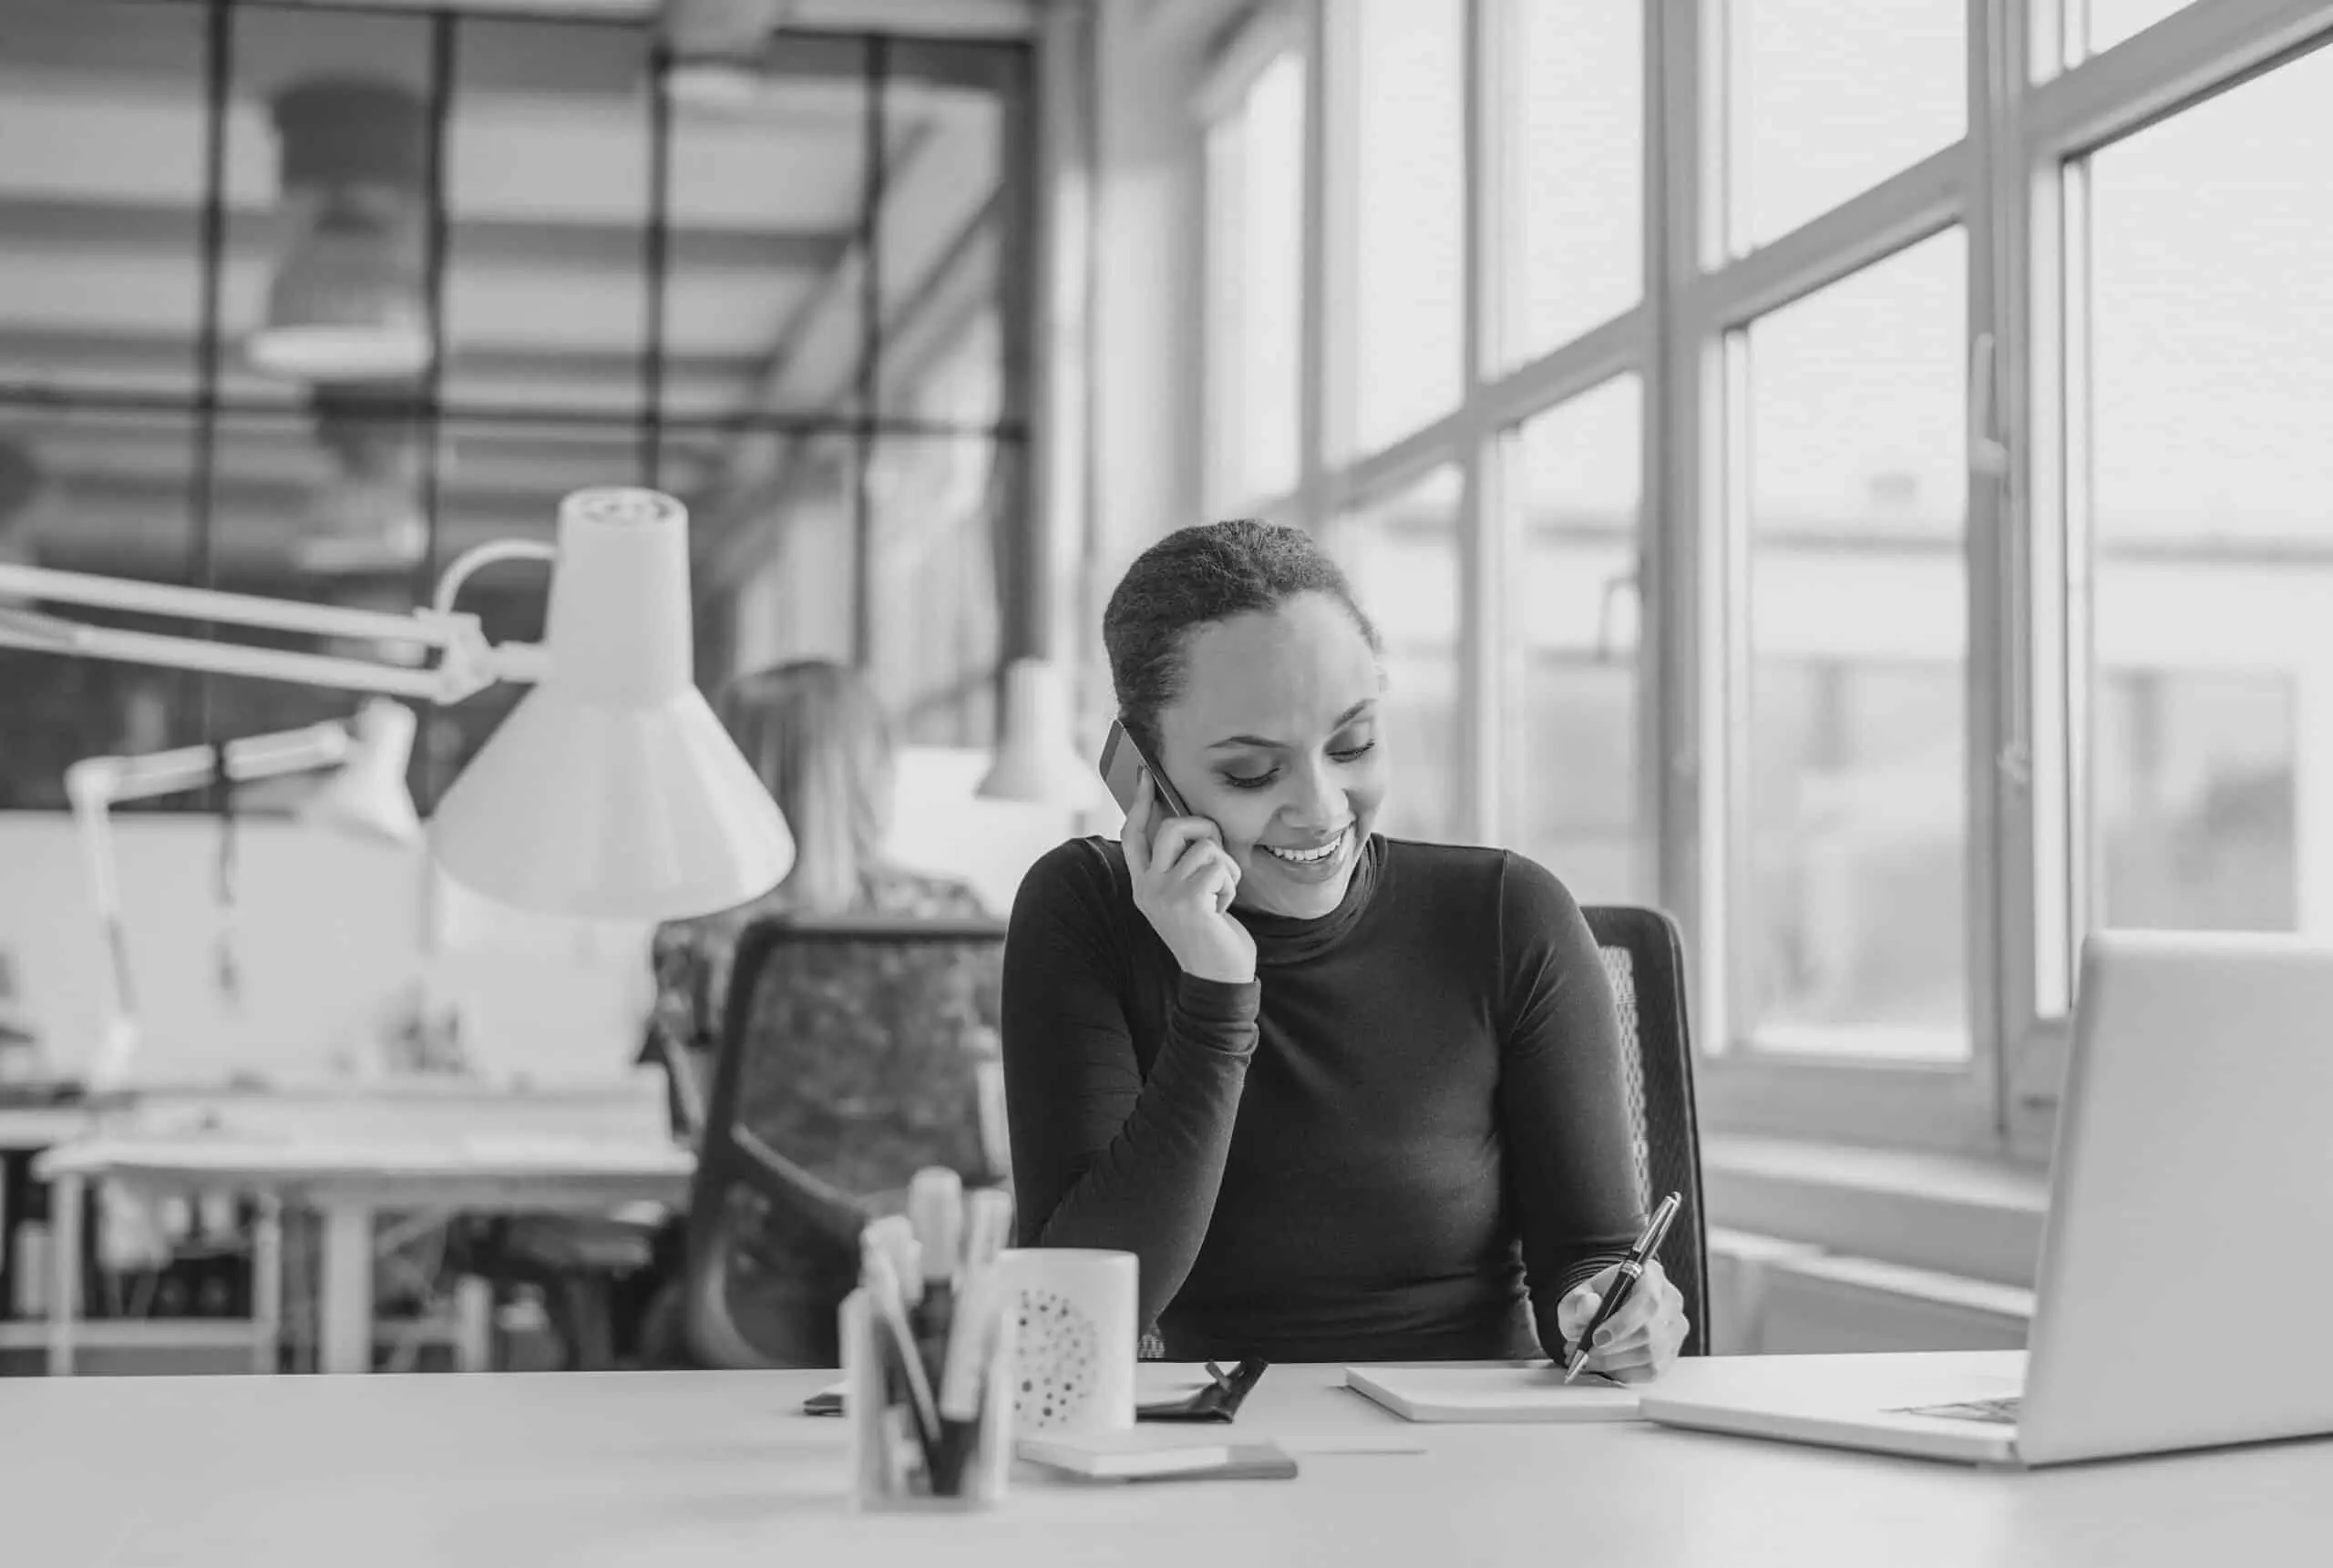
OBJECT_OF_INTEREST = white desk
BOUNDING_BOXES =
[34,1134,693,1375]
[5,1357,2331,1566]
[0,1105,93,1337]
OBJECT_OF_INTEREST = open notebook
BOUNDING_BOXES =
[1343,1366,1643,1423]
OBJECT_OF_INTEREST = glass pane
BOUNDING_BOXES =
[1206,50,1304,508]
[1344,0,1464,454]
[864,436,1006,748]
[705,430,860,680]
[1333,466,1463,843]
[1506,377,1649,904]
[872,41,1016,426]
[2092,673,2295,931]
[661,34,868,423]
[447,17,653,416]
[0,406,200,804]
[1497,0,1641,364]
[220,6,435,409]
[1742,232,1968,1057]
[1730,0,1964,252]
[2082,47,2333,937]
[0,2,212,399]
[2082,0,2196,61]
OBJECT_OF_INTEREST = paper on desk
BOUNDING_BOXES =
[1343,1365,1642,1423]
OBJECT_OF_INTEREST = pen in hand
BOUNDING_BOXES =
[1561,1190,1682,1386]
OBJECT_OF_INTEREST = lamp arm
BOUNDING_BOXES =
[66,718,362,1091]
[0,557,546,703]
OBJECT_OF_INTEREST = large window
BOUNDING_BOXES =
[1336,0,1464,456]
[1495,0,1641,365]
[1505,376,1650,905]
[1331,465,1463,843]
[1194,0,2333,1153]
[2073,47,2333,939]
[0,1,1030,806]
[1723,0,1964,252]
[1203,44,1303,512]
[1738,233,1968,1058]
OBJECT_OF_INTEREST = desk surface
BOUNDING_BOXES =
[33,1134,693,1206]
[6,1355,2330,1567]
[0,1106,92,1151]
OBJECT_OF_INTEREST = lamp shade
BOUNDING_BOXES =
[977,656,1105,807]
[248,193,432,383]
[427,487,794,920]
[247,81,432,384]
[304,697,423,845]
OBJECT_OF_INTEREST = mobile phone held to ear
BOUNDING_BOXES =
[1098,718,1195,822]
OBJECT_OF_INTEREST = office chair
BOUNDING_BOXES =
[1135,904,1711,1364]
[1583,903,1710,1358]
[681,915,1008,1368]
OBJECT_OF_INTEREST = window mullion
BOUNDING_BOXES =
[1969,0,2021,1141]
[1459,0,1499,844]
[1295,0,1331,530]
[1652,0,1727,1054]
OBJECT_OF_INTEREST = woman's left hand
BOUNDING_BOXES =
[1555,1257,1689,1384]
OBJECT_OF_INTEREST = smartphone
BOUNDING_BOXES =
[1098,718,1195,821]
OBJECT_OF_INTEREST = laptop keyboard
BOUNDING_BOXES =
[1893,1396,2022,1425]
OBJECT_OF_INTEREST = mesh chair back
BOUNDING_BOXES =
[1584,904,1709,1358]
[683,915,1007,1368]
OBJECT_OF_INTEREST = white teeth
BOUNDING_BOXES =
[1265,831,1345,866]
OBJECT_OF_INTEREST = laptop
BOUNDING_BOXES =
[1639,931,2333,1467]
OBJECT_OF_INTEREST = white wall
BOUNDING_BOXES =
[0,815,427,1086]
[0,747,1081,1088]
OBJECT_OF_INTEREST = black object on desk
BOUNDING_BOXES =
[805,1358,1271,1421]
[1137,1358,1269,1422]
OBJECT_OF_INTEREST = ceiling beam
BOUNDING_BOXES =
[265,0,1041,38]
[0,194,848,277]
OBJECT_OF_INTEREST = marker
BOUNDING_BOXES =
[961,1186,1012,1273]
[931,1186,1013,1495]
[859,1242,941,1450]
[864,1214,923,1308]
[908,1168,964,1307]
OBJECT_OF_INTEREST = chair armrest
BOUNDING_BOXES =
[715,1127,872,1247]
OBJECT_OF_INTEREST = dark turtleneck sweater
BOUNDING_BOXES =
[999,833,1644,1363]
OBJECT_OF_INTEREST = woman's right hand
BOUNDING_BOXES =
[1122,770,1257,985]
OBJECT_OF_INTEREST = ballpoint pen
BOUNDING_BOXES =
[1562,1191,1682,1386]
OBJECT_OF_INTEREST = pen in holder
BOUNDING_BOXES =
[843,1176,1018,1511]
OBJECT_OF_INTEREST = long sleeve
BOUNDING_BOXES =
[1493,854,1648,1360]
[1000,841,1259,1331]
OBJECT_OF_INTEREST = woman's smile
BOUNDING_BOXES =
[1257,824,1355,879]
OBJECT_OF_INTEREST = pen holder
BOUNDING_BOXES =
[841,1286,1017,1512]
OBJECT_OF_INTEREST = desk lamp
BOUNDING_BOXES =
[2,487,794,1081]
[64,698,423,1089]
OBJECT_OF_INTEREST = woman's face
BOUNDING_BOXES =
[1152,591,1386,919]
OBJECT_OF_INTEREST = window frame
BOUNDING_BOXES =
[1195,1,1307,518]
[1185,0,2333,1159]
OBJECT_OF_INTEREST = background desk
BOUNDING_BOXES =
[0,1105,91,1333]
[35,1135,693,1375]
[5,1357,2331,1566]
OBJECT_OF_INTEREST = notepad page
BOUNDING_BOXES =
[1342,1366,1643,1423]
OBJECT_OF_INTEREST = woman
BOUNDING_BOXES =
[1002,521,1690,1376]
[636,659,1000,1366]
